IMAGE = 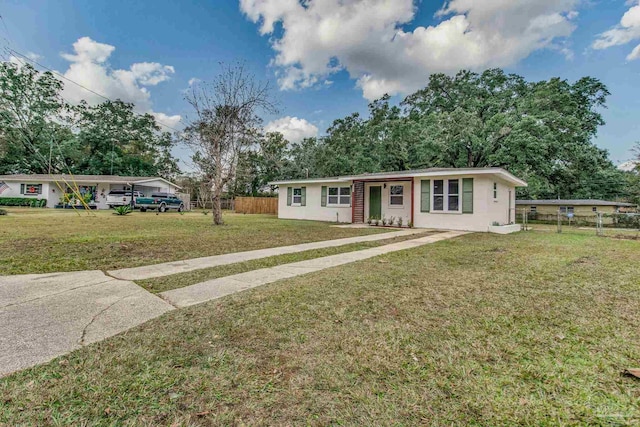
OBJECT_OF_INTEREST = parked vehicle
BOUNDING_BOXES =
[106,190,144,208]
[135,192,184,213]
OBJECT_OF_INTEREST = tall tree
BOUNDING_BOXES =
[0,62,74,174]
[182,63,276,225]
[299,69,624,200]
[73,100,179,178]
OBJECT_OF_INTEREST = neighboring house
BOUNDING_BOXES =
[516,199,638,224]
[270,168,527,233]
[0,174,181,209]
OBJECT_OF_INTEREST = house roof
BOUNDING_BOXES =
[516,199,637,207]
[0,174,181,189]
[270,167,527,187]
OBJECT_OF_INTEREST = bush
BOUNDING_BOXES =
[0,197,46,207]
[0,209,7,215]
[113,205,132,216]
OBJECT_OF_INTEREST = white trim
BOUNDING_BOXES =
[270,168,527,187]
[431,178,461,214]
[388,184,405,208]
[271,177,349,185]
[326,186,351,207]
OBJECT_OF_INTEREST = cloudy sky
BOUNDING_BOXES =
[1,0,639,169]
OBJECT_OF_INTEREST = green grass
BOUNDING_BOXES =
[0,209,388,274]
[2,230,639,425]
[137,232,435,293]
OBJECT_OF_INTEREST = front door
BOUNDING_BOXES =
[369,186,382,219]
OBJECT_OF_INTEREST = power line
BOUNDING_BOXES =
[3,46,183,133]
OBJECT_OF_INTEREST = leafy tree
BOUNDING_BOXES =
[296,69,625,201]
[73,100,179,178]
[233,132,289,195]
[0,62,75,174]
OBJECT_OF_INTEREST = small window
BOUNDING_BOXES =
[433,180,444,211]
[530,206,537,213]
[493,182,498,199]
[20,183,42,195]
[567,206,574,214]
[592,207,597,212]
[559,206,567,213]
[448,180,459,211]
[390,185,404,206]
[327,186,350,206]
[293,188,302,205]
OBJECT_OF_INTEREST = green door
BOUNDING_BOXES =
[369,186,382,219]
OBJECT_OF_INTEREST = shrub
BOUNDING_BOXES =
[0,197,46,207]
[202,210,209,215]
[408,220,413,228]
[397,217,403,227]
[382,217,388,226]
[366,217,372,225]
[113,206,132,216]
[388,216,395,227]
[0,209,6,215]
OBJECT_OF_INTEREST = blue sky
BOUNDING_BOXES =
[1,0,639,169]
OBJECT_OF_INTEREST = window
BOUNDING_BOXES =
[327,186,351,206]
[389,185,404,206]
[339,187,351,205]
[592,206,597,212]
[448,180,459,211]
[433,179,459,212]
[530,206,537,213]
[20,183,42,195]
[433,180,444,211]
[293,187,302,205]
[493,182,498,199]
[560,206,574,214]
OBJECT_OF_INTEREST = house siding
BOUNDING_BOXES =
[278,181,353,223]
[412,176,517,232]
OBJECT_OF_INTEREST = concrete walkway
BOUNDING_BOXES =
[108,228,428,281]
[0,229,467,377]
[161,230,468,308]
[0,270,173,377]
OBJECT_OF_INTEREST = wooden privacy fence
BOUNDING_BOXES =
[235,197,278,215]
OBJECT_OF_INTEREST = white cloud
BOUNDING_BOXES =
[264,116,319,142]
[593,1,640,60]
[59,37,179,126]
[240,0,579,100]
[188,77,201,86]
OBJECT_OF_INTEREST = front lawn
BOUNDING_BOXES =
[1,231,639,425]
[0,209,387,274]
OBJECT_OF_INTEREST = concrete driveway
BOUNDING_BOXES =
[0,270,174,377]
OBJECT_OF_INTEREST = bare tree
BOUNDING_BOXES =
[182,63,277,225]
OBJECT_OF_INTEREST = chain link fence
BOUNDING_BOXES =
[517,209,640,239]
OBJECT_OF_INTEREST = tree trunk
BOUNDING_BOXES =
[212,193,223,225]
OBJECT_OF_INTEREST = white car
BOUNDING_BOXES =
[106,190,144,208]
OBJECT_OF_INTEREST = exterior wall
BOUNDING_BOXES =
[1,180,175,209]
[278,181,353,223]
[412,175,517,232]
[363,180,412,225]
[0,180,53,207]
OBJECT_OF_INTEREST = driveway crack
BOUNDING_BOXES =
[78,289,140,346]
